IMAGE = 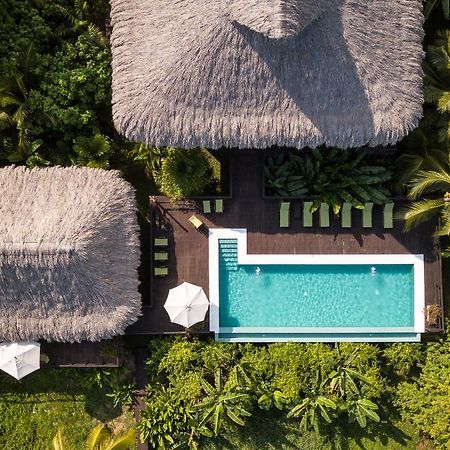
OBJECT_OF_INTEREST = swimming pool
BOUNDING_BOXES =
[209,229,425,342]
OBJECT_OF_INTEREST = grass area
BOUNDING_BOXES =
[201,411,428,450]
[0,368,134,450]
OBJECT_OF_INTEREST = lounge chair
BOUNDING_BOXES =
[280,202,290,228]
[384,202,394,229]
[203,200,211,214]
[362,202,373,228]
[320,203,330,227]
[154,267,168,276]
[303,201,313,227]
[189,215,203,229]
[154,238,168,246]
[154,252,168,261]
[215,199,224,213]
[341,202,352,228]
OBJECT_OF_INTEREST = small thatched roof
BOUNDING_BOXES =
[110,0,424,149]
[0,166,141,343]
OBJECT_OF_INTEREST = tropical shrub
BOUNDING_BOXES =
[395,331,450,449]
[138,386,192,448]
[141,338,387,446]
[191,369,253,436]
[72,133,112,168]
[383,343,424,378]
[264,148,392,214]
[154,147,214,200]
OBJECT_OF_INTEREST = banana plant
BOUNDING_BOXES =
[191,369,252,436]
[347,398,380,428]
[287,395,337,433]
[325,347,372,398]
[258,388,290,410]
[264,148,392,213]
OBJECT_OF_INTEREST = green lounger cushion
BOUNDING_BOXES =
[341,202,352,228]
[384,202,394,229]
[303,201,313,227]
[154,252,168,261]
[154,267,168,276]
[215,199,223,213]
[154,238,168,246]
[203,200,211,214]
[362,202,373,228]
[320,203,330,227]
[280,202,290,228]
[189,215,203,229]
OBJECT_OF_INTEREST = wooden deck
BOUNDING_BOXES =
[40,339,121,367]
[126,150,444,335]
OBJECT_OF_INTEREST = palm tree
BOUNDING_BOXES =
[0,45,50,162]
[52,424,135,450]
[403,158,450,235]
[191,369,252,436]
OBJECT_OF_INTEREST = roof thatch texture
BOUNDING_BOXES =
[0,166,141,343]
[110,0,424,150]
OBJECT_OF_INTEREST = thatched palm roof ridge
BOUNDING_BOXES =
[110,0,424,149]
[0,166,141,343]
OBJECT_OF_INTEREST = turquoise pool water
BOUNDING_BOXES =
[218,240,415,330]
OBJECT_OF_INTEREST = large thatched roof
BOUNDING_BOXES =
[110,0,424,149]
[0,166,141,343]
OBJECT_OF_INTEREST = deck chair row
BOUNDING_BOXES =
[153,237,169,276]
[280,201,395,229]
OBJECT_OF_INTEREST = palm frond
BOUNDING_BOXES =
[403,199,445,232]
[408,170,450,199]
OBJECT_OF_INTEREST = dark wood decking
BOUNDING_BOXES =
[126,150,444,335]
[40,339,121,367]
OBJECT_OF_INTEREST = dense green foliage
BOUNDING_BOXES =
[265,148,392,214]
[140,339,390,448]
[395,330,450,449]
[153,147,219,200]
[0,0,117,167]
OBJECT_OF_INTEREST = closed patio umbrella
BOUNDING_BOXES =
[0,341,40,380]
[164,282,209,328]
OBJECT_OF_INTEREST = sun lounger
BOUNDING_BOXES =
[154,238,168,246]
[154,267,168,276]
[320,203,330,227]
[303,201,313,227]
[384,202,394,229]
[362,202,373,228]
[189,215,203,229]
[280,202,290,228]
[154,252,168,261]
[341,202,352,228]
[215,199,223,213]
[203,200,211,214]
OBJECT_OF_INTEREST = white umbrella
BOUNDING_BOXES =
[164,282,209,328]
[0,341,41,380]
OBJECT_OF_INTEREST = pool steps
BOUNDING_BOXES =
[218,239,238,271]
